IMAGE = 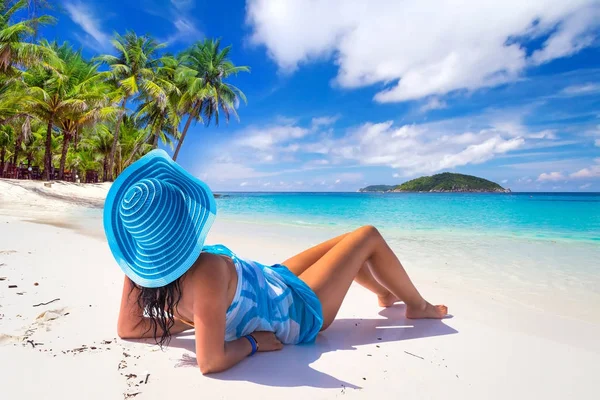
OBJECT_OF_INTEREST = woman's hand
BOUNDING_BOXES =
[251,331,284,352]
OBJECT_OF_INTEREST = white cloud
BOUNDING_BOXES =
[166,18,202,44]
[247,0,599,102]
[240,181,248,187]
[308,119,525,175]
[561,83,600,96]
[501,179,508,183]
[311,115,340,128]
[235,124,310,156]
[527,129,558,140]
[64,2,110,50]
[197,162,277,182]
[570,165,600,178]
[530,6,599,65]
[304,159,330,168]
[171,0,195,11]
[580,183,592,189]
[334,173,364,183]
[419,98,447,113]
[205,108,534,184]
[595,139,600,147]
[392,173,400,178]
[537,172,566,182]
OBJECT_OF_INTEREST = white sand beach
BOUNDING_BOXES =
[0,179,598,400]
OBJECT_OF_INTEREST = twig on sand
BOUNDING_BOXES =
[32,298,60,307]
[404,351,424,360]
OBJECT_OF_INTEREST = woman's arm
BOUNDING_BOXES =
[117,275,190,339]
[190,254,255,374]
[190,254,284,374]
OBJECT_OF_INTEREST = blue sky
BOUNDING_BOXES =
[43,0,599,192]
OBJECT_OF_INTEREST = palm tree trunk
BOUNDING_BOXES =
[12,135,22,166]
[125,139,144,167]
[43,116,54,181]
[2,156,9,176]
[107,97,128,181]
[74,127,79,151]
[173,112,195,161]
[103,155,109,182]
[152,128,159,148]
[0,146,5,176]
[58,131,72,180]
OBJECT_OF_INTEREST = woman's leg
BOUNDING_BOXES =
[283,233,398,306]
[298,225,447,329]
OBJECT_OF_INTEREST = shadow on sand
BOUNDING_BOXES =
[167,304,458,389]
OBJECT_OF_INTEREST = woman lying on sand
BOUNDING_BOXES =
[104,150,448,374]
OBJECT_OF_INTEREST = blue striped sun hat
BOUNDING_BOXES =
[103,149,217,288]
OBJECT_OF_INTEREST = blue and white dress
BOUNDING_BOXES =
[202,245,323,344]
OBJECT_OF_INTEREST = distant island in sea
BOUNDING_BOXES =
[359,172,510,193]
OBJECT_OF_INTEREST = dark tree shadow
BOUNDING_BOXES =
[167,304,458,389]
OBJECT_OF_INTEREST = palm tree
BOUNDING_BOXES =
[135,55,181,150]
[173,39,249,161]
[81,124,113,181]
[0,123,13,174]
[96,31,167,181]
[0,0,56,74]
[116,115,151,172]
[54,55,113,179]
[8,115,31,166]
[0,76,29,127]
[23,41,90,180]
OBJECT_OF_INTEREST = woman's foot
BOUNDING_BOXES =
[405,300,448,319]
[377,292,399,307]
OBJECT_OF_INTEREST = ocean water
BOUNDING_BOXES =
[213,192,600,322]
[216,192,600,243]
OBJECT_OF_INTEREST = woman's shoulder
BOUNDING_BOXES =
[202,244,235,258]
[184,252,232,293]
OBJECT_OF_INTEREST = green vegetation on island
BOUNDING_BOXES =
[0,1,248,182]
[358,185,396,193]
[360,173,509,193]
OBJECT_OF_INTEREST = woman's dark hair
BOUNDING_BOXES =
[131,277,184,347]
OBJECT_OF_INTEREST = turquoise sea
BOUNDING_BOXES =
[216,192,600,243]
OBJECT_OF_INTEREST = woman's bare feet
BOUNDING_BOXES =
[378,292,399,307]
[405,301,448,319]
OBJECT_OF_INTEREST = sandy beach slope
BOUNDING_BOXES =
[0,179,598,399]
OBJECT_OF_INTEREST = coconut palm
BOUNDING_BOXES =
[134,55,181,150]
[116,115,152,172]
[0,75,30,127]
[0,0,56,74]
[95,31,168,181]
[54,55,114,179]
[23,41,112,180]
[0,123,13,174]
[173,39,249,161]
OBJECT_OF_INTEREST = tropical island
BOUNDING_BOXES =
[359,172,510,193]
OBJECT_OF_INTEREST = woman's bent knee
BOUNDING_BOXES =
[354,225,381,238]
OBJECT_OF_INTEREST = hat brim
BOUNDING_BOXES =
[103,149,217,288]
